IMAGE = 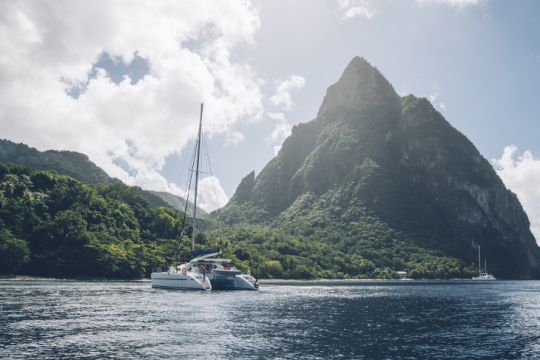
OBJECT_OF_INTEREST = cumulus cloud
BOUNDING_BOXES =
[337,0,375,21]
[267,112,292,155]
[0,0,262,210]
[266,75,305,154]
[197,176,229,212]
[493,146,540,245]
[224,131,246,147]
[428,92,447,111]
[270,75,305,110]
[416,0,485,8]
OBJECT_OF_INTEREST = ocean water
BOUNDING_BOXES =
[0,280,538,359]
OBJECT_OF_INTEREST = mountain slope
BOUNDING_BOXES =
[221,57,540,279]
[150,191,206,216]
[0,139,112,184]
[0,139,202,213]
[0,163,188,277]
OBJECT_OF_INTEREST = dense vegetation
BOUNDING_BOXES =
[0,139,112,184]
[0,162,474,279]
[0,138,192,212]
[212,192,476,280]
[0,163,184,277]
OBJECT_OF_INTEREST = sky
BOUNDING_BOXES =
[1,0,539,242]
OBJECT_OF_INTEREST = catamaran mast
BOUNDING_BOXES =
[192,103,203,252]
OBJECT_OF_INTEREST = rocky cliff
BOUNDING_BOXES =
[222,57,539,279]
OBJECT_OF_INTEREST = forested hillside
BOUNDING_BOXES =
[0,163,183,277]
[0,139,201,213]
[0,139,112,184]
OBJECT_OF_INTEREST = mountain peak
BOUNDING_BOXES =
[346,56,375,72]
[222,56,540,279]
[318,56,399,117]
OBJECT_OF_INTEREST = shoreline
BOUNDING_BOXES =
[0,275,150,282]
[0,275,519,284]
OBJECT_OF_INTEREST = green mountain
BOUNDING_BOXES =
[0,141,210,278]
[150,191,207,217]
[0,163,189,277]
[0,139,112,184]
[0,139,204,213]
[219,57,540,279]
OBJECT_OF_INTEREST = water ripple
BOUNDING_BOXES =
[1,280,539,359]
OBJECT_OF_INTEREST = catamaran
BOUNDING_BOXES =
[151,104,212,290]
[186,248,258,290]
[472,245,496,281]
[151,103,258,291]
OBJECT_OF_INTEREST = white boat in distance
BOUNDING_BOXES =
[472,245,496,281]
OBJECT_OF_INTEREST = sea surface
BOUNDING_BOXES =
[0,280,539,359]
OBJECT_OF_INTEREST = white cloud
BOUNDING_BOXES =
[266,75,305,155]
[0,1,263,200]
[428,92,447,112]
[416,0,485,8]
[493,145,540,245]
[224,131,245,147]
[337,0,375,21]
[270,75,305,110]
[197,176,229,212]
[267,112,292,155]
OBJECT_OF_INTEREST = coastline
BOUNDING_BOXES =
[0,275,150,282]
[258,278,499,286]
[0,275,510,285]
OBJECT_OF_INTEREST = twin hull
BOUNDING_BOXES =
[210,271,258,290]
[151,271,257,290]
[151,272,211,290]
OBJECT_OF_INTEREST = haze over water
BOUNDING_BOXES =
[1,280,539,359]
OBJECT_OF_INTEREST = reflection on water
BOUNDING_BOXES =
[0,281,539,359]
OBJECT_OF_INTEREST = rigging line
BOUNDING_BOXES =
[191,103,204,253]
[202,131,222,213]
[175,154,195,263]
[202,131,226,246]
[179,140,197,212]
[175,134,199,264]
[182,138,199,216]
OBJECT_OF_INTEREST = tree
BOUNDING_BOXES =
[0,224,30,274]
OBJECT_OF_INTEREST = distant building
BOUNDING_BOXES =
[397,271,408,279]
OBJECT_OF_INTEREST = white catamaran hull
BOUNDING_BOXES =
[151,272,211,290]
[472,275,496,281]
[235,274,258,290]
